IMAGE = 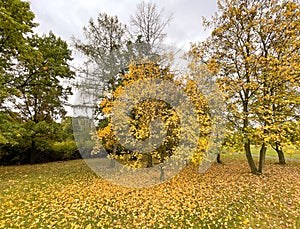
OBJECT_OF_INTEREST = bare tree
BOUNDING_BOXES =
[130,1,173,48]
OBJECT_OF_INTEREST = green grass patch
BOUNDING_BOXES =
[250,145,300,160]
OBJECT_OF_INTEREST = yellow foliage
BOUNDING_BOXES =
[97,61,211,167]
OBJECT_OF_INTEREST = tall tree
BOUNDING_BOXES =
[191,0,300,174]
[254,0,300,166]
[97,61,210,174]
[5,32,74,163]
[72,13,129,114]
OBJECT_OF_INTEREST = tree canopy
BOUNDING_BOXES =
[0,0,36,103]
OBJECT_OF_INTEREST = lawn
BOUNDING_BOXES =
[0,156,299,228]
[250,145,300,160]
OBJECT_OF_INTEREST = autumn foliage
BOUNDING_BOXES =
[97,61,211,168]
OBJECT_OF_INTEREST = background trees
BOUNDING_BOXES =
[73,2,173,119]
[191,0,300,174]
[1,0,299,170]
[0,0,177,165]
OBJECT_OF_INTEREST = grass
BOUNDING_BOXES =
[250,145,300,160]
[0,156,299,228]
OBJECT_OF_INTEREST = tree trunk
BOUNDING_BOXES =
[30,140,37,164]
[109,146,117,168]
[277,149,286,165]
[244,140,258,174]
[216,153,222,164]
[275,142,286,165]
[147,153,153,168]
[258,142,267,173]
[109,157,116,168]
[160,165,164,182]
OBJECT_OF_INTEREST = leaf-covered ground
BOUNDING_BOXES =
[0,156,299,228]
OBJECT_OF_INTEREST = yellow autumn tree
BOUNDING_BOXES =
[191,0,300,173]
[97,61,211,169]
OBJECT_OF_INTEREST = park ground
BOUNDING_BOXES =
[0,155,299,229]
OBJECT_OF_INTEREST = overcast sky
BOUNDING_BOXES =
[28,1,218,114]
[29,0,217,50]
